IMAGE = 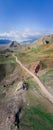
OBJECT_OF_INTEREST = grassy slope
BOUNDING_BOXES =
[19,79,53,130]
[11,40,53,130]
[21,106,53,130]
[8,78,53,130]
[16,42,53,67]
[0,37,53,130]
[0,54,16,64]
[39,69,53,95]
[17,40,53,130]
[15,42,53,93]
[0,53,16,82]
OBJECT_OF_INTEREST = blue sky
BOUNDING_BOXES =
[0,0,53,41]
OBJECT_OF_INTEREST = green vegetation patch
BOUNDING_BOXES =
[21,106,53,130]
[0,54,16,64]
[0,63,16,81]
[40,69,53,83]
[26,79,41,94]
[39,69,53,94]
[30,46,42,54]
[43,49,53,53]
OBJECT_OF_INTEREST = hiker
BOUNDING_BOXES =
[22,82,28,90]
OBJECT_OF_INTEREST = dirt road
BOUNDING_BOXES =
[13,55,53,103]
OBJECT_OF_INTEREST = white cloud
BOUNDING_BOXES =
[0,29,53,42]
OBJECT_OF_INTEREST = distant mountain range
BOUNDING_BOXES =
[0,38,38,45]
[0,35,53,48]
[0,39,11,44]
[20,38,38,44]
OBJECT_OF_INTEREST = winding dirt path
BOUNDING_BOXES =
[13,55,53,103]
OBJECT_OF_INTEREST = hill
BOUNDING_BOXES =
[10,41,17,47]
[9,41,21,48]
[25,34,53,48]
[0,40,22,52]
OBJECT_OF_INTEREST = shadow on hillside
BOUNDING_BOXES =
[0,64,6,82]
[14,107,22,128]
